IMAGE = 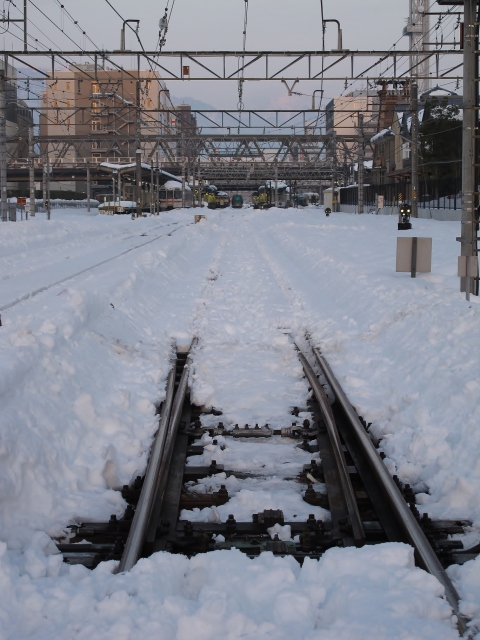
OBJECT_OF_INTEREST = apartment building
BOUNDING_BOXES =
[39,64,174,164]
[0,59,34,161]
[325,90,379,170]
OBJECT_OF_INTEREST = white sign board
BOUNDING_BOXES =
[396,237,432,275]
[377,195,384,209]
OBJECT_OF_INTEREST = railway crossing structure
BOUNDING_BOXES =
[0,0,478,294]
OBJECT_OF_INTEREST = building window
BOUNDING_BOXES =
[92,82,100,94]
[66,82,70,90]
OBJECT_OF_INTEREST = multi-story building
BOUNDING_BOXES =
[370,82,411,183]
[39,64,175,164]
[0,59,34,161]
[324,90,379,184]
[325,91,378,147]
[174,104,197,163]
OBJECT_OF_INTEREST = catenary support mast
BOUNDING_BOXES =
[461,0,479,295]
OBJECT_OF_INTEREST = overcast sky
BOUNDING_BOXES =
[3,1,458,109]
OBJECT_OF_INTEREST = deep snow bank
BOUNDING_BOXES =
[0,543,458,640]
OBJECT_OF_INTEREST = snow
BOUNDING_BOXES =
[371,128,394,144]
[99,163,181,183]
[100,161,153,171]
[163,179,191,190]
[98,200,136,209]
[0,543,458,640]
[0,205,478,638]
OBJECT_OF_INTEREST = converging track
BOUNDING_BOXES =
[58,339,475,634]
[52,215,477,635]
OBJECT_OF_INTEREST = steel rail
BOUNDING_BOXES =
[296,349,365,546]
[312,348,467,635]
[118,361,177,573]
[144,344,196,545]
[0,223,188,314]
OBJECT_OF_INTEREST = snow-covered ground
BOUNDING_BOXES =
[0,206,479,639]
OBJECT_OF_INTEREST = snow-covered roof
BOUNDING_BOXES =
[163,180,191,191]
[353,160,373,172]
[100,162,153,171]
[371,128,394,145]
[98,200,136,208]
[265,180,288,189]
[99,163,180,183]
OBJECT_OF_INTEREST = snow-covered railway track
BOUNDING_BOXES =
[0,221,189,313]
[57,340,473,633]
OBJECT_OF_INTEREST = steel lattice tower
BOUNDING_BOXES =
[403,0,430,94]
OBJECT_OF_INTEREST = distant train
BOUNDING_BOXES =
[98,201,138,215]
[231,194,243,209]
[99,179,193,214]
[253,181,289,208]
[215,191,230,208]
[158,180,193,211]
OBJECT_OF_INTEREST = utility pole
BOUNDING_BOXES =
[46,155,51,220]
[135,147,142,218]
[86,162,91,213]
[155,153,160,214]
[357,113,364,214]
[181,157,185,208]
[274,164,278,207]
[331,131,337,212]
[23,0,27,52]
[410,81,419,218]
[42,153,47,212]
[0,70,7,222]
[28,126,35,219]
[460,0,479,295]
[135,76,142,219]
[150,163,154,215]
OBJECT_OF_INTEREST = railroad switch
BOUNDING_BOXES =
[302,460,324,482]
[179,485,230,509]
[303,484,329,508]
[252,509,285,528]
[121,475,143,504]
[265,537,292,554]
[402,484,416,507]
[182,460,225,481]
[186,418,226,438]
[226,514,237,534]
[231,423,272,437]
